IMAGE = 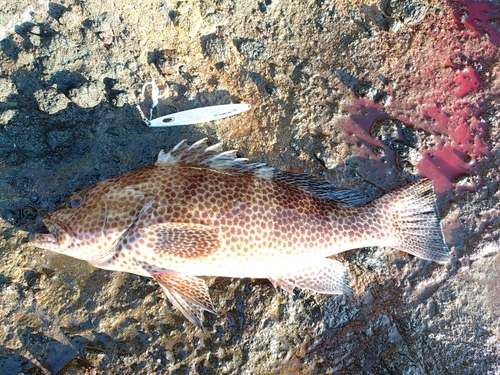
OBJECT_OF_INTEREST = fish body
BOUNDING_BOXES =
[30,139,449,326]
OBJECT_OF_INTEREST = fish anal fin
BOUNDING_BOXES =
[137,223,220,259]
[268,277,296,295]
[271,258,351,295]
[152,272,216,327]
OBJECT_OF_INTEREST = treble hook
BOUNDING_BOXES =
[136,73,169,124]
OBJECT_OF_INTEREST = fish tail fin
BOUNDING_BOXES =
[380,178,450,263]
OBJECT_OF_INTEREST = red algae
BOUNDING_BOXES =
[386,4,496,197]
[418,144,474,193]
[451,0,500,46]
[334,4,497,199]
[453,67,482,98]
[337,98,400,188]
[341,98,395,164]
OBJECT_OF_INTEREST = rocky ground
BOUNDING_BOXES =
[0,0,499,373]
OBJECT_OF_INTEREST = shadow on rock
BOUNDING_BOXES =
[0,97,213,233]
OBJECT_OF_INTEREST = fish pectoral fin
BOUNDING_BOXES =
[152,272,216,327]
[272,258,351,295]
[137,223,220,259]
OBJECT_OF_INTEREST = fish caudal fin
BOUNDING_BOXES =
[152,272,216,327]
[382,178,450,263]
[269,258,351,295]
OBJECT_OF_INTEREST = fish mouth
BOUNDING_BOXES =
[30,216,73,250]
[29,233,58,247]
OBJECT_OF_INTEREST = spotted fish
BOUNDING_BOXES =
[30,139,449,326]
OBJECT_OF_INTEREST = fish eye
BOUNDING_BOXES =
[68,196,84,209]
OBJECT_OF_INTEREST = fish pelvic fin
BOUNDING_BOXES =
[269,258,351,295]
[382,178,450,263]
[152,272,216,327]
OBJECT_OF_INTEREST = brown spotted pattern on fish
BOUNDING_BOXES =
[30,139,450,326]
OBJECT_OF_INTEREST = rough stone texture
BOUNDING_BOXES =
[0,0,499,374]
[68,81,107,109]
[34,87,70,114]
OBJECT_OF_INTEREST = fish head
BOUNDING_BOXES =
[30,182,153,262]
[29,186,111,260]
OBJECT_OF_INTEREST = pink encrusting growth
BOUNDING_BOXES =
[415,83,489,193]
[339,98,395,174]
[418,144,473,193]
[453,66,482,98]
[451,0,500,46]
[340,3,497,197]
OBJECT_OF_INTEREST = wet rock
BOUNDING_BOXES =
[104,79,130,108]
[33,87,70,114]
[371,118,420,175]
[68,81,106,108]
[355,82,382,101]
[89,11,114,33]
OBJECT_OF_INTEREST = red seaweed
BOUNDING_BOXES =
[338,4,497,198]
[451,0,500,46]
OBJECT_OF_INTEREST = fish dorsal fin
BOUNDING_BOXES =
[157,139,364,206]
[156,138,271,172]
[272,172,366,206]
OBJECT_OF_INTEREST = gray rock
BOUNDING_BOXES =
[111,92,128,107]
[68,81,106,108]
[58,5,82,28]
[370,118,420,175]
[382,0,429,25]
[199,1,225,25]
[172,1,204,37]
[33,87,70,114]
[0,78,17,101]
[154,49,182,76]
[236,39,270,61]
[203,36,231,62]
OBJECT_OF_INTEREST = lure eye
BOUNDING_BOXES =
[68,196,84,209]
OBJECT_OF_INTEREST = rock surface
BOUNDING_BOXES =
[1,0,499,374]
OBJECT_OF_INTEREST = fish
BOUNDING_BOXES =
[30,138,450,326]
